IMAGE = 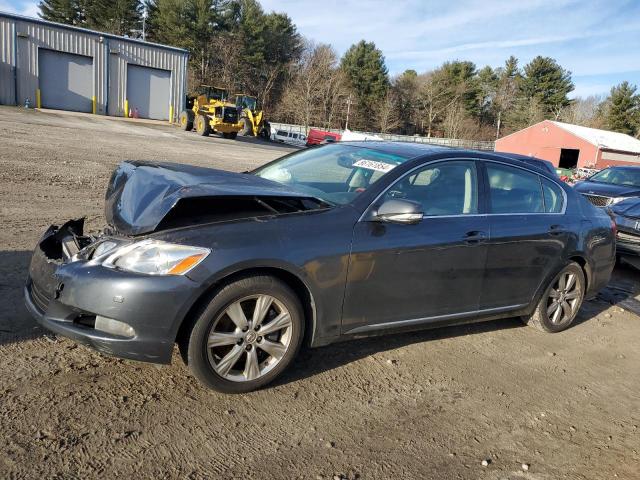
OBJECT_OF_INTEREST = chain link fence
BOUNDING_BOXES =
[269,122,495,151]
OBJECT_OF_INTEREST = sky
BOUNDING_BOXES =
[4,0,640,98]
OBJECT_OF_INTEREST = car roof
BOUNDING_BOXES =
[341,141,557,178]
[339,141,450,158]
[600,165,640,170]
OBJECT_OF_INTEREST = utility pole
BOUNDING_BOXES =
[142,6,147,41]
[345,94,352,130]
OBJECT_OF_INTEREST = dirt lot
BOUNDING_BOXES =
[0,106,638,479]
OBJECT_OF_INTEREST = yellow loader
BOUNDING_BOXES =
[235,94,270,138]
[179,86,242,139]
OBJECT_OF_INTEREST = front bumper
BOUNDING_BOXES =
[24,225,203,364]
[213,122,241,134]
[612,213,640,257]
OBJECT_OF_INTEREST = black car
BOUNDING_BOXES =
[573,166,640,207]
[609,198,640,265]
[25,143,616,393]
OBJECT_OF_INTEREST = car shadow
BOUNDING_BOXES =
[272,265,640,388]
[0,250,45,347]
[272,317,526,388]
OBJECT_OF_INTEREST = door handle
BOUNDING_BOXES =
[549,224,566,235]
[463,230,487,244]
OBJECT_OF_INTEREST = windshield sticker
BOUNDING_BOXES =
[353,159,396,173]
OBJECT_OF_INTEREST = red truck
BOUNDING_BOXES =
[306,128,342,147]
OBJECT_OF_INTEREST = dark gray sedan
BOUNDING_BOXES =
[25,143,615,393]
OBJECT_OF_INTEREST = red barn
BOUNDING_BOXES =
[495,120,640,170]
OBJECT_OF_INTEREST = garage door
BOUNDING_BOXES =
[38,49,93,113]
[126,64,171,120]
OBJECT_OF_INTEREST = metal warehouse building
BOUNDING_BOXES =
[0,12,188,121]
[495,120,640,170]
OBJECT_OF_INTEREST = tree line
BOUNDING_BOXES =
[39,0,640,139]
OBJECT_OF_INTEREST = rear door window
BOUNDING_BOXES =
[487,163,544,214]
[542,178,564,213]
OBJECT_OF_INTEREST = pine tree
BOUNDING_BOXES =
[340,40,389,130]
[605,82,640,136]
[438,60,479,117]
[520,56,574,119]
[145,0,197,49]
[394,69,419,134]
[85,0,143,36]
[39,0,83,25]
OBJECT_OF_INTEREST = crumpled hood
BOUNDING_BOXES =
[611,197,640,219]
[573,180,640,198]
[105,161,312,235]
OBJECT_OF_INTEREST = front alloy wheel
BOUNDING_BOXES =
[184,276,304,393]
[523,262,585,332]
[207,295,293,382]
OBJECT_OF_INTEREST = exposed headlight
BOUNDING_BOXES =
[103,240,210,275]
[610,197,629,205]
[92,240,119,258]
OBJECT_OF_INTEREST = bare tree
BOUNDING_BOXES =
[416,71,459,137]
[277,41,346,130]
[209,33,243,93]
[375,90,401,133]
[560,95,605,127]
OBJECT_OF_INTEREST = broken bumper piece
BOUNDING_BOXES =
[24,221,202,364]
[616,229,640,255]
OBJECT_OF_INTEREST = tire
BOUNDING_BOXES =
[179,110,194,131]
[522,262,585,333]
[183,276,305,393]
[195,114,210,136]
[240,117,253,136]
[260,122,271,140]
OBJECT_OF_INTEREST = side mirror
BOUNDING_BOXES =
[372,199,423,225]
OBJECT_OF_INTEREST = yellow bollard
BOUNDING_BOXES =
[36,89,41,109]
[169,104,173,124]
[124,99,129,118]
[92,95,96,114]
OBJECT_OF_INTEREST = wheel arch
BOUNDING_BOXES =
[175,266,318,351]
[568,254,591,292]
[527,254,591,316]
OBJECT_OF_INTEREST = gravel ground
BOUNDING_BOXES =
[0,106,638,479]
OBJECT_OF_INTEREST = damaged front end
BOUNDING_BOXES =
[610,199,640,269]
[27,218,99,314]
[25,160,331,364]
[25,215,201,363]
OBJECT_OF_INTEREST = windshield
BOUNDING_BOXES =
[589,167,640,187]
[253,144,410,205]
[196,86,227,101]
[238,96,257,111]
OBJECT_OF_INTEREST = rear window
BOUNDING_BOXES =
[542,178,564,213]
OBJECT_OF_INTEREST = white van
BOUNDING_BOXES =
[272,129,307,147]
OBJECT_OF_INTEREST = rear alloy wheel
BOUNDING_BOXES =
[195,114,210,136]
[184,276,304,393]
[522,262,584,332]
